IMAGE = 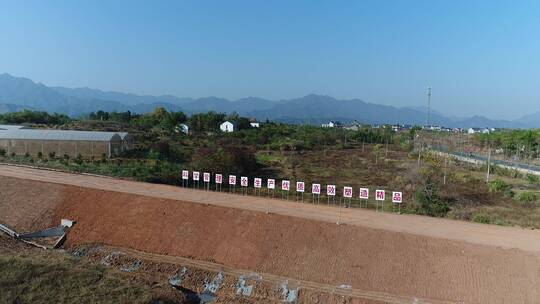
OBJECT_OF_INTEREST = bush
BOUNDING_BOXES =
[37,151,43,159]
[0,148,5,156]
[526,174,539,185]
[413,183,449,217]
[517,191,537,203]
[487,179,510,193]
[48,152,56,159]
[503,188,515,198]
[473,213,491,224]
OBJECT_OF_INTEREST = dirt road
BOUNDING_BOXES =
[1,164,539,253]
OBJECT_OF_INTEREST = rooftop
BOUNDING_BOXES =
[0,129,122,141]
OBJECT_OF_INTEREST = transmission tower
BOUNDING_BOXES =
[426,87,432,127]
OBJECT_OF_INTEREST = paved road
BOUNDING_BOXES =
[1,164,540,254]
[434,148,540,175]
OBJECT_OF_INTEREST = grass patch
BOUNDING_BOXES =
[0,254,154,304]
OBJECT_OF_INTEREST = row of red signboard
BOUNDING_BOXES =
[181,170,403,203]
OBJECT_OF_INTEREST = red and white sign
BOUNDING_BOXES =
[193,171,200,181]
[229,175,237,185]
[181,170,189,180]
[392,191,403,204]
[267,179,275,189]
[327,185,336,196]
[343,186,353,198]
[359,188,369,199]
[311,183,321,195]
[282,180,290,191]
[203,172,210,182]
[215,174,223,184]
[375,189,386,201]
[241,176,248,187]
[296,181,305,192]
[254,178,262,188]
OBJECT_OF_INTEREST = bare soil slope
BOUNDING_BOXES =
[1,167,539,303]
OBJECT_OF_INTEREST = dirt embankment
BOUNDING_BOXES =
[1,175,539,303]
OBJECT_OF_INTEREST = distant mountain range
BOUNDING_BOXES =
[0,73,537,128]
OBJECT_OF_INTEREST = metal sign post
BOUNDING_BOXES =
[343,186,353,208]
[229,175,236,194]
[193,171,200,189]
[359,188,369,208]
[281,180,290,200]
[181,170,189,188]
[327,185,336,204]
[241,176,248,195]
[215,174,223,192]
[337,198,343,225]
[392,191,403,213]
[267,179,275,198]
[203,172,210,191]
[311,183,321,204]
[375,189,386,212]
[254,178,262,196]
[296,181,305,203]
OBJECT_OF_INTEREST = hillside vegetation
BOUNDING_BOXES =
[2,109,540,228]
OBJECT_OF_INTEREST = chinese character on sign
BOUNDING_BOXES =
[359,188,369,199]
[215,174,223,184]
[311,183,321,195]
[327,185,336,196]
[203,172,210,182]
[267,179,275,189]
[375,190,385,201]
[282,180,290,191]
[182,170,189,180]
[229,175,237,185]
[392,191,403,204]
[193,171,200,181]
[343,186,353,198]
[241,176,248,187]
[254,178,262,188]
[296,182,305,192]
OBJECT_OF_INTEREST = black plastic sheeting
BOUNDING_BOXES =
[18,226,67,239]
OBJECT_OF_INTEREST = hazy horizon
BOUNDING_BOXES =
[1,1,539,120]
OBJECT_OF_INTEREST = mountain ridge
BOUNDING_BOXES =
[0,73,536,128]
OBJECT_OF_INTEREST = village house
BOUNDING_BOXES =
[220,121,236,133]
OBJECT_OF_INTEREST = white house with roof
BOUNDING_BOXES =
[176,123,189,134]
[321,121,341,128]
[250,122,260,128]
[220,121,236,133]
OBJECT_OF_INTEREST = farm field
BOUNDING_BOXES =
[1,165,539,303]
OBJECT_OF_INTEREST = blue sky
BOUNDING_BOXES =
[1,0,539,119]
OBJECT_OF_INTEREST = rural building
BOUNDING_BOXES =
[0,129,128,158]
[176,123,189,134]
[321,121,341,128]
[468,127,490,134]
[220,121,236,133]
[250,122,260,128]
